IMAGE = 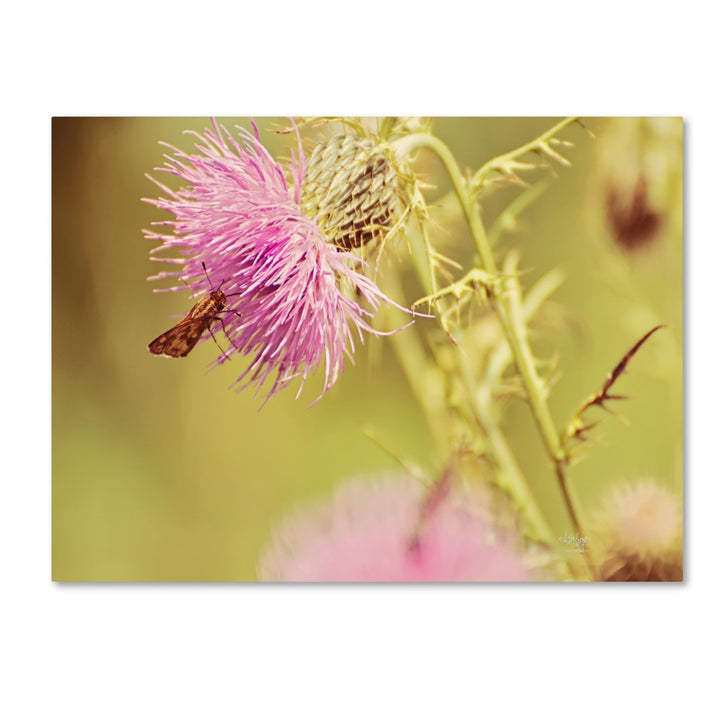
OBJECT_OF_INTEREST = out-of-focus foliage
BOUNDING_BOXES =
[52,118,682,580]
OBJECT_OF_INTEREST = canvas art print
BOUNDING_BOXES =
[52,117,683,582]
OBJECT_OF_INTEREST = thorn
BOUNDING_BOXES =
[538,141,572,166]
[561,325,663,450]
[575,118,596,139]
[597,401,616,415]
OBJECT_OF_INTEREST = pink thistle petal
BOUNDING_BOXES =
[144,120,414,402]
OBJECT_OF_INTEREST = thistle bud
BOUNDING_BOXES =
[589,478,683,582]
[596,117,682,253]
[302,135,399,250]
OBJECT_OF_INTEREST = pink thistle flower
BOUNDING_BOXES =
[144,119,411,402]
[258,476,534,582]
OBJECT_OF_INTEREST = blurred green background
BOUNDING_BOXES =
[52,117,682,581]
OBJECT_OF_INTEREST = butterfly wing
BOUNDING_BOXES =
[148,318,207,358]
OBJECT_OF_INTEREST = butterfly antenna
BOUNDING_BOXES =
[202,261,225,292]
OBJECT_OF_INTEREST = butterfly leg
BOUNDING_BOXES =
[218,308,243,320]
[206,324,233,362]
[215,312,241,351]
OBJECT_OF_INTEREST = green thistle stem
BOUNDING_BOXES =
[457,354,557,547]
[395,133,498,273]
[402,227,557,548]
[381,268,450,455]
[394,129,591,568]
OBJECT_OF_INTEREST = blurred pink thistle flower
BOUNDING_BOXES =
[144,119,411,402]
[258,476,533,582]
